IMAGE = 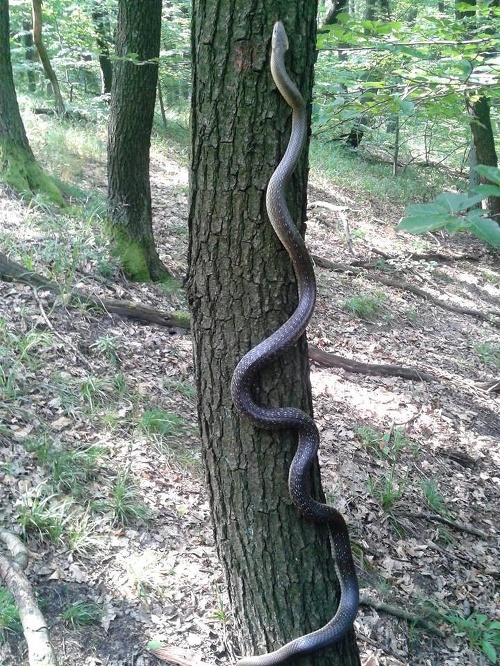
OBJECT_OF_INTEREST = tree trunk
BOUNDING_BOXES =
[23,20,37,92]
[365,0,391,21]
[92,4,113,95]
[455,0,500,223]
[31,0,65,115]
[107,0,170,282]
[324,0,349,24]
[468,96,500,222]
[187,2,360,665]
[0,0,61,203]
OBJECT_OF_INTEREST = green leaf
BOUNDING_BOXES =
[473,184,500,198]
[465,216,500,247]
[487,622,500,631]
[475,165,500,186]
[481,639,496,664]
[397,99,414,114]
[397,213,457,234]
[464,192,493,207]
[405,202,449,216]
[434,192,471,213]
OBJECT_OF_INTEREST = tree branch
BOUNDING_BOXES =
[312,254,500,324]
[0,252,189,330]
[360,596,445,637]
[308,345,435,382]
[0,529,58,666]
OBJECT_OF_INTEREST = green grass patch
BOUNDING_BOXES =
[357,425,410,459]
[443,610,500,664]
[61,600,102,628]
[0,587,22,640]
[163,378,197,402]
[343,291,388,320]
[309,139,456,205]
[367,470,406,511]
[17,485,72,544]
[421,479,450,518]
[474,341,500,369]
[138,408,187,437]
[92,470,149,526]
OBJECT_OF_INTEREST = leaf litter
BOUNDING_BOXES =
[0,148,499,666]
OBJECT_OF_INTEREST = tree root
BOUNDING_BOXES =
[308,345,435,382]
[0,528,58,666]
[477,378,500,393]
[0,252,489,386]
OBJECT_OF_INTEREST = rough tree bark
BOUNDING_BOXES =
[456,0,500,223]
[467,96,500,223]
[31,0,65,115]
[365,0,391,21]
[107,0,170,281]
[187,2,360,665]
[0,0,61,203]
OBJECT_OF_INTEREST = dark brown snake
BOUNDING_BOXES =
[230,21,359,666]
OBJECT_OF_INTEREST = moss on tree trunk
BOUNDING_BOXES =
[0,0,62,204]
[107,0,170,282]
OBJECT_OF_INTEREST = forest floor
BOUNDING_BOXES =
[0,136,499,666]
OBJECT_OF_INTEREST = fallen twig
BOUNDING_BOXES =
[146,644,205,666]
[308,345,436,382]
[32,287,93,370]
[477,378,500,393]
[403,511,490,539]
[360,596,445,637]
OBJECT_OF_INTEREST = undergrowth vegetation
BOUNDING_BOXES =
[1,19,499,663]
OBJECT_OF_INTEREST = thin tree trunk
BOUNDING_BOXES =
[23,20,37,92]
[31,0,65,115]
[187,2,360,664]
[91,4,113,95]
[107,0,170,281]
[467,96,500,222]
[324,0,349,24]
[0,0,61,202]
[157,80,168,133]
[455,0,500,223]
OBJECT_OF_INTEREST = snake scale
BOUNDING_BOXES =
[230,21,359,666]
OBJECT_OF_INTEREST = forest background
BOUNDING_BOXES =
[0,1,499,666]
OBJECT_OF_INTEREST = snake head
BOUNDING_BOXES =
[272,21,289,52]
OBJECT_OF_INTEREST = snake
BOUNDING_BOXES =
[230,21,359,666]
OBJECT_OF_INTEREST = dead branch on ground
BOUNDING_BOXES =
[360,596,445,637]
[402,511,489,539]
[312,254,500,324]
[0,252,188,330]
[308,345,435,382]
[0,528,58,666]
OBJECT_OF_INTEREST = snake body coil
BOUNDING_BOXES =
[231,21,359,666]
